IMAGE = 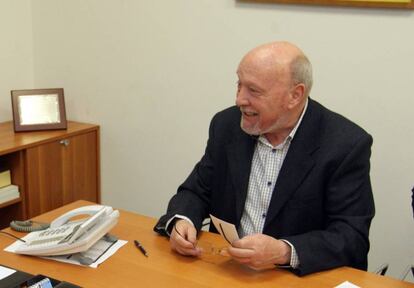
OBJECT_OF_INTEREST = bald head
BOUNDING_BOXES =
[236,42,313,144]
[239,41,313,97]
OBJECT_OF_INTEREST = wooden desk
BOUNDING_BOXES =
[1,201,413,288]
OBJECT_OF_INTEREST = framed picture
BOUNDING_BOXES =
[11,88,67,132]
[238,0,414,9]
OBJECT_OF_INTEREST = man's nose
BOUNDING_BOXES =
[236,87,249,106]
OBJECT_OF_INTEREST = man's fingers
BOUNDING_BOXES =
[170,235,200,256]
[174,232,196,249]
[219,248,230,257]
[232,256,252,264]
[227,246,254,258]
[174,244,201,256]
[170,220,200,256]
[186,230,197,244]
[226,246,255,264]
[173,222,197,247]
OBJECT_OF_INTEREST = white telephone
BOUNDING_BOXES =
[14,205,119,256]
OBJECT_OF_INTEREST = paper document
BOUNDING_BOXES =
[334,281,360,288]
[43,239,127,268]
[0,265,16,280]
[5,236,127,269]
[209,214,239,244]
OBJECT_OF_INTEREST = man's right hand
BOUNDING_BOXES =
[169,219,201,256]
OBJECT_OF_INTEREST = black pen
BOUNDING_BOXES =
[134,240,148,257]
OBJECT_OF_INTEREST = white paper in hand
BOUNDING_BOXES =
[209,214,239,244]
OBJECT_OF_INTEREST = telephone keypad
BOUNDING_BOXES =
[27,223,80,246]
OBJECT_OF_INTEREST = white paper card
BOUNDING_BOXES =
[0,265,16,280]
[334,281,360,288]
[209,214,239,244]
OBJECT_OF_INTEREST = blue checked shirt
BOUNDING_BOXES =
[238,100,308,268]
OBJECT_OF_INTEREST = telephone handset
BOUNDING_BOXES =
[14,205,119,256]
[50,205,109,228]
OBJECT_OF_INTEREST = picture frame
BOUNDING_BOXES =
[11,88,67,132]
[238,0,414,9]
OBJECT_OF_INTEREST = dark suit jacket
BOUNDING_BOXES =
[155,99,375,276]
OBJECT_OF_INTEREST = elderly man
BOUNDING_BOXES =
[154,41,375,276]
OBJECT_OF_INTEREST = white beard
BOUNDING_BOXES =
[240,116,284,136]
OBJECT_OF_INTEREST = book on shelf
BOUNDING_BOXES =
[0,170,11,188]
[0,184,20,204]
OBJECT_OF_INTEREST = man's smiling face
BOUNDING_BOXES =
[235,48,293,137]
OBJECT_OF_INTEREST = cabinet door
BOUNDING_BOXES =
[62,131,98,205]
[25,131,98,217]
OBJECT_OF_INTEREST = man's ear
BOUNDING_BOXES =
[288,83,305,109]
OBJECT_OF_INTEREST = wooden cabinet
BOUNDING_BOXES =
[0,121,100,228]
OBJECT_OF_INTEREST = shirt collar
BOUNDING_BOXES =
[288,98,308,139]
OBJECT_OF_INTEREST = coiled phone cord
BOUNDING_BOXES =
[10,220,50,232]
[0,220,50,242]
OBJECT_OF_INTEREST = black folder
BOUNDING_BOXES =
[0,265,80,288]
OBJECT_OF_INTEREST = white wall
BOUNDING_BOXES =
[0,1,33,122]
[14,0,414,281]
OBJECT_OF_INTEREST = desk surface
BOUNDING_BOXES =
[1,201,413,288]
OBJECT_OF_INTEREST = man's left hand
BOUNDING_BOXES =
[225,234,291,270]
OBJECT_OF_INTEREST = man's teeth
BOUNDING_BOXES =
[244,111,257,116]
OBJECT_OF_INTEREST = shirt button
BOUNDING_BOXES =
[262,213,266,218]
[267,181,272,186]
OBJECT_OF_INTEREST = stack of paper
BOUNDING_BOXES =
[0,170,11,188]
[0,184,20,204]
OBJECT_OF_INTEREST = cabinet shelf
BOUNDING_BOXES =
[0,121,100,229]
[0,196,22,209]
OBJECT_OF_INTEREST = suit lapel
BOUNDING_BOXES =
[226,132,256,226]
[264,99,321,230]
